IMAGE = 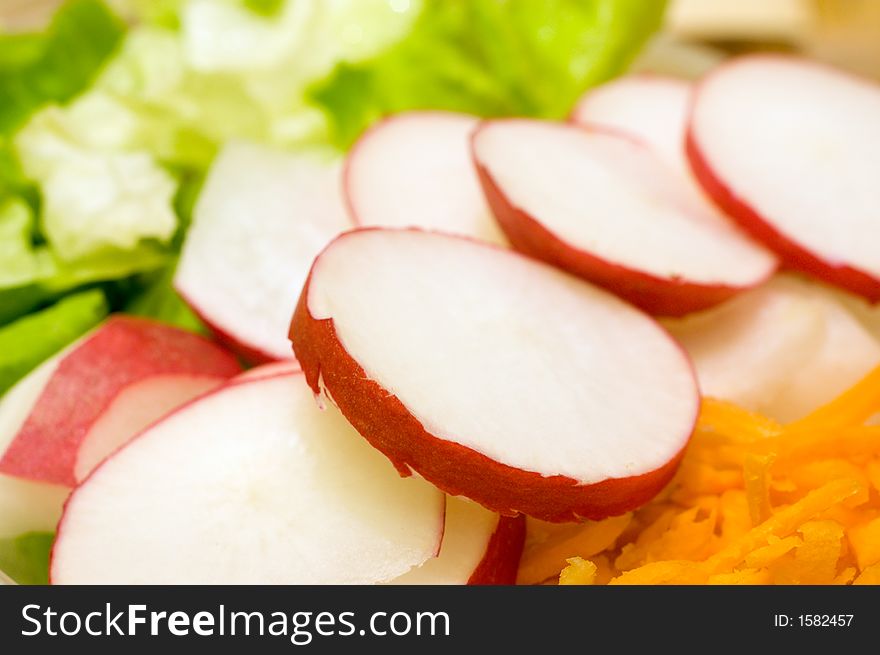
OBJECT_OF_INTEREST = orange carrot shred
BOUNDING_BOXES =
[521,364,880,585]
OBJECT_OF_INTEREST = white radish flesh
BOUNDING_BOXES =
[346,112,505,244]
[175,142,353,362]
[51,373,445,584]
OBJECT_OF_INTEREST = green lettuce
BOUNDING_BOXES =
[0,0,666,354]
[15,106,179,261]
[0,0,124,135]
[0,195,167,325]
[0,2,173,323]
[0,289,108,395]
[0,198,54,289]
[243,0,285,17]
[125,263,207,335]
[0,532,54,585]
[311,0,667,148]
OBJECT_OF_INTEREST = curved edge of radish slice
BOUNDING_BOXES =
[686,126,880,302]
[686,55,880,302]
[290,228,699,522]
[570,73,694,173]
[179,295,286,365]
[390,497,525,585]
[472,120,776,316]
[466,514,526,585]
[343,111,507,245]
[233,360,302,382]
[50,370,446,584]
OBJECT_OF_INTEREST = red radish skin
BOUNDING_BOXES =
[471,121,776,316]
[0,316,241,487]
[290,229,697,522]
[686,56,880,301]
[686,132,880,302]
[468,514,526,585]
[182,295,281,364]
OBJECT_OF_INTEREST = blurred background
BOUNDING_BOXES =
[3,0,879,78]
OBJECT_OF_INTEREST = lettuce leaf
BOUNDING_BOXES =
[0,198,54,289]
[310,0,667,148]
[0,192,167,325]
[0,532,54,585]
[0,0,125,135]
[15,106,179,261]
[243,0,285,17]
[0,289,108,395]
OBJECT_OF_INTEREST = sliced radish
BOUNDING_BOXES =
[688,55,880,301]
[0,316,241,487]
[773,289,880,421]
[51,372,445,584]
[175,141,353,363]
[666,275,880,421]
[571,75,779,253]
[572,75,694,173]
[472,120,776,316]
[391,497,525,585]
[291,228,699,522]
[233,360,301,382]
[345,112,506,244]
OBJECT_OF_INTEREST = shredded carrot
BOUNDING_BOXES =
[558,557,597,585]
[551,363,880,585]
[698,398,783,442]
[853,563,880,585]
[517,514,630,584]
[785,365,880,433]
[846,517,880,570]
[743,453,775,525]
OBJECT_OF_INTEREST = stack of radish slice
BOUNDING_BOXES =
[43,54,880,585]
[472,120,777,315]
[51,366,524,584]
[0,317,241,539]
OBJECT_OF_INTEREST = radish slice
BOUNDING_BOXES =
[0,317,241,487]
[291,228,699,522]
[345,112,506,244]
[391,498,525,585]
[667,275,880,421]
[572,75,693,173]
[473,120,776,316]
[51,372,446,584]
[175,142,353,362]
[688,55,880,301]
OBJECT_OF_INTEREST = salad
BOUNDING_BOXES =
[2,0,880,585]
